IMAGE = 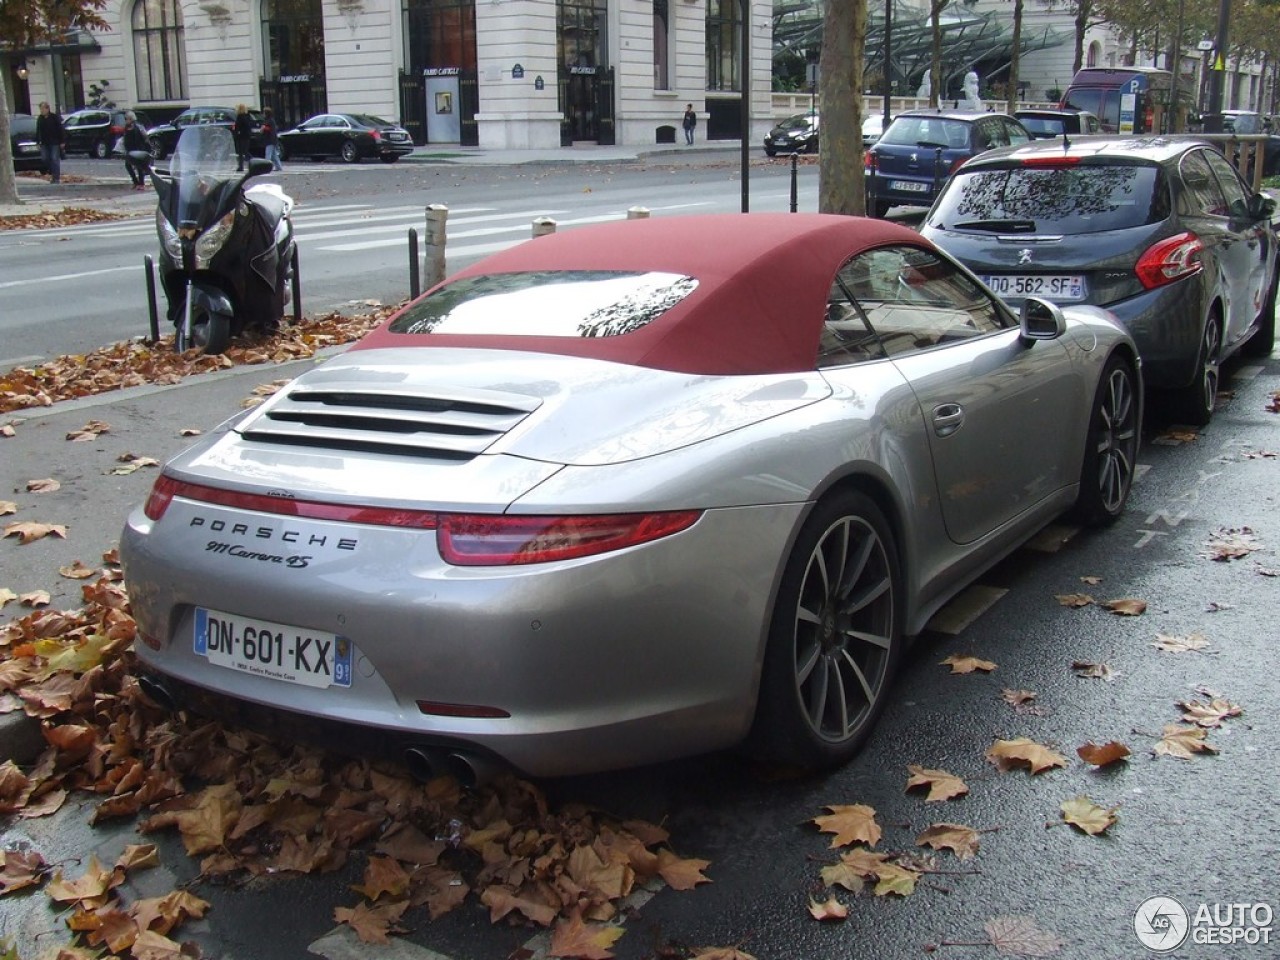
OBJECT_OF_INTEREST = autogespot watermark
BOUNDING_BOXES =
[1134,896,1274,952]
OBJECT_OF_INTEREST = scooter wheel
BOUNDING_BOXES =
[176,302,232,355]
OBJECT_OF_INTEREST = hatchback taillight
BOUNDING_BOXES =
[1135,231,1204,290]
[866,151,878,172]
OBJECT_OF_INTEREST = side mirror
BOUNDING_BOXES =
[244,157,274,180]
[1249,192,1277,221]
[1019,296,1067,341]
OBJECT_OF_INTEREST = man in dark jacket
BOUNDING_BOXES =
[35,102,66,183]
[233,104,254,171]
[122,112,151,190]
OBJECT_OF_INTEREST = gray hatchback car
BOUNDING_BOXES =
[922,137,1279,423]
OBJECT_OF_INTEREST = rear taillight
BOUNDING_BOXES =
[866,151,878,172]
[1135,231,1204,290]
[141,475,700,566]
[1019,156,1081,167]
[110,124,124,135]
[437,511,701,566]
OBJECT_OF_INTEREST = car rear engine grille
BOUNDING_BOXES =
[238,385,541,459]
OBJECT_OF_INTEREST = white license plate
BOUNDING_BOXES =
[889,179,931,193]
[194,608,352,689]
[982,274,1085,301]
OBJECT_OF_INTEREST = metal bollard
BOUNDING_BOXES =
[424,204,448,290]
[532,217,557,238]
[408,227,420,300]
[144,255,159,344]
[790,153,798,212]
[626,206,651,220]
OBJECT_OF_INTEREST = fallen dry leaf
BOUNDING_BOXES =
[871,860,919,897]
[3,521,68,544]
[1076,741,1131,766]
[548,908,625,959]
[351,855,410,901]
[1178,698,1242,728]
[0,587,15,609]
[1102,598,1147,616]
[654,848,711,890]
[66,420,111,442]
[1079,575,1102,585]
[1055,593,1094,608]
[807,896,849,921]
[59,561,99,580]
[1001,689,1037,707]
[941,654,997,674]
[0,848,47,894]
[916,823,980,860]
[179,427,203,437]
[1203,527,1262,561]
[0,501,15,516]
[905,766,969,802]
[986,738,1069,774]
[26,478,60,493]
[983,914,1065,957]
[1059,796,1119,836]
[813,804,881,848]
[819,860,866,893]
[1071,660,1116,681]
[333,898,409,945]
[1151,633,1210,653]
[689,949,758,960]
[19,590,50,608]
[1153,723,1219,760]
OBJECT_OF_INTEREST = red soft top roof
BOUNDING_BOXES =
[353,213,926,375]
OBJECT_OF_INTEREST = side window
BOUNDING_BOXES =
[837,246,1009,358]
[1004,118,1030,145]
[1179,149,1229,216]
[1203,149,1250,218]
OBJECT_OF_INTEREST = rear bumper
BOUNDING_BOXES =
[865,171,943,208]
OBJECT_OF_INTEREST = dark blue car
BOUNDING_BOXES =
[865,109,1031,218]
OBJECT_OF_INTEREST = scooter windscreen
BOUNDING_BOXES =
[165,125,244,230]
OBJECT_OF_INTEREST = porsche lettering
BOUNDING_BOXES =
[188,516,357,550]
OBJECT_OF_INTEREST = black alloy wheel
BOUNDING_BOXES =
[1072,356,1138,526]
[340,140,360,163]
[1178,315,1222,426]
[751,490,902,771]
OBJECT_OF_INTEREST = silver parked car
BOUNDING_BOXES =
[121,214,1141,780]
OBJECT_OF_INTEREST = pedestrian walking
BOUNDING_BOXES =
[35,102,66,183]
[261,107,283,171]
[121,112,151,191]
[682,104,697,145]
[233,104,254,172]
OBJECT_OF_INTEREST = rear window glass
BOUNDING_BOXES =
[388,271,698,337]
[880,117,972,149]
[1019,116,1066,137]
[927,163,1169,234]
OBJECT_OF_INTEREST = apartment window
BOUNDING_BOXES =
[132,0,186,101]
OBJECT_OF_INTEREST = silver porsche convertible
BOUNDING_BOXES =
[121,213,1141,781]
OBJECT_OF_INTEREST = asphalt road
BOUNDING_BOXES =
[1,335,1278,958]
[0,154,821,367]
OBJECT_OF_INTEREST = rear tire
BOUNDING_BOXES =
[148,138,166,161]
[1244,270,1278,358]
[1071,356,1138,526]
[749,490,902,772]
[1176,315,1222,426]
[93,139,110,160]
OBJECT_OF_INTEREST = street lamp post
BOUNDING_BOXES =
[1203,0,1230,132]
[740,0,749,212]
[883,0,892,126]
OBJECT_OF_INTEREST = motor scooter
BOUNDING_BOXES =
[148,124,299,354]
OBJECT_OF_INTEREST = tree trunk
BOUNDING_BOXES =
[0,68,21,207]
[818,0,867,214]
[1073,0,1090,75]
[1007,0,1024,115]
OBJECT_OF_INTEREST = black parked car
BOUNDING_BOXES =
[8,114,45,173]
[922,137,1279,424]
[62,107,153,158]
[278,113,415,163]
[1013,108,1102,139]
[763,114,818,156]
[147,106,265,161]
[865,109,1031,217]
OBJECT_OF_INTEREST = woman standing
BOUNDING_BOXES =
[261,107,283,171]
[233,104,254,171]
[682,104,697,145]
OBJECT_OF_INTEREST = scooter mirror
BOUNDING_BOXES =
[245,157,274,179]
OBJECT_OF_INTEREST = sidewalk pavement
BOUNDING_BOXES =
[1,140,747,219]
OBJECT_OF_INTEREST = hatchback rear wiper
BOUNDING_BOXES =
[952,219,1038,233]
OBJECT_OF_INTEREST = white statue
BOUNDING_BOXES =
[917,72,931,98]
[963,70,982,109]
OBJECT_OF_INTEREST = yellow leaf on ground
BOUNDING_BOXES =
[548,909,625,959]
[58,560,98,580]
[813,804,881,848]
[916,823,980,860]
[0,588,15,609]
[3,521,68,544]
[0,501,15,515]
[1102,598,1147,616]
[905,765,969,802]
[690,949,758,960]
[1076,741,1131,766]
[45,855,112,903]
[872,861,920,896]
[1153,724,1219,760]
[655,848,711,890]
[941,654,997,674]
[819,861,866,893]
[351,855,410,901]
[1178,698,1242,728]
[986,738,1069,774]
[807,896,848,921]
[1060,796,1119,836]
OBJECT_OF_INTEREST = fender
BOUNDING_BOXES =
[189,281,235,319]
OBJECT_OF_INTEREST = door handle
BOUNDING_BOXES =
[932,402,964,437]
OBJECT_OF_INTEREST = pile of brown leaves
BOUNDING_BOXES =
[0,207,131,231]
[0,557,711,957]
[0,308,398,415]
